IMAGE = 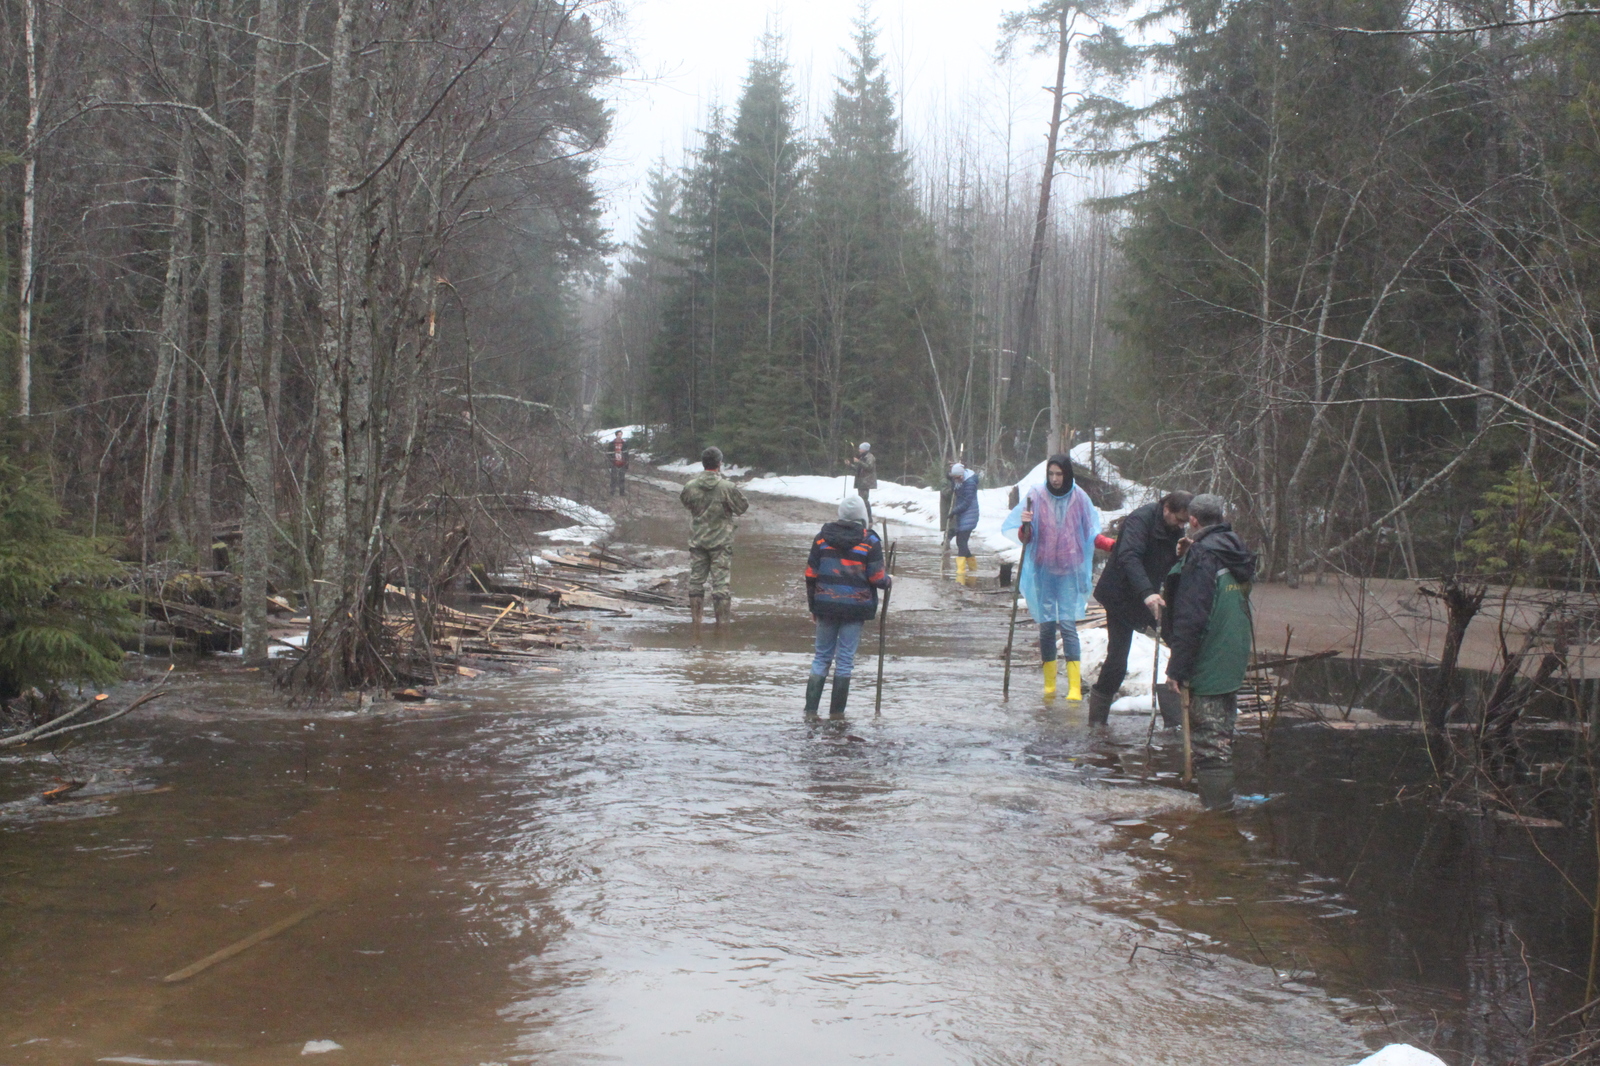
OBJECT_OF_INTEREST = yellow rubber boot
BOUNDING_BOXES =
[1042,660,1058,699]
[1066,660,1083,701]
[955,556,968,582]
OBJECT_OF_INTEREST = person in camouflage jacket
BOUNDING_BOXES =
[679,446,749,635]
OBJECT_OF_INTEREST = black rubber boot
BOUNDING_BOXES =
[689,596,704,644]
[1157,687,1185,730]
[1196,766,1236,811]
[712,596,730,635]
[829,676,852,718]
[804,675,827,719]
[1087,688,1112,727]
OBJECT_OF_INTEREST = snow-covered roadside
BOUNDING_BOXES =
[531,494,616,546]
[727,443,1177,706]
[656,458,752,478]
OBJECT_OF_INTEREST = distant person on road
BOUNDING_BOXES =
[802,494,892,719]
[608,430,629,497]
[1003,455,1100,702]
[847,442,877,526]
[1088,490,1193,730]
[946,463,980,582]
[1161,493,1257,810]
[679,447,749,638]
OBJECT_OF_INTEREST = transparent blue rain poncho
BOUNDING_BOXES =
[1001,461,1101,628]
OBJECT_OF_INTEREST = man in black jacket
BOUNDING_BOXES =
[1087,490,1192,727]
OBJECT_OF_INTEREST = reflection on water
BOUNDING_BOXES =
[0,506,1584,1064]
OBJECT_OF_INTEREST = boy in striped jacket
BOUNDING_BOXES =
[803,495,892,718]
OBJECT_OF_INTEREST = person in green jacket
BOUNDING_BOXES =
[679,446,750,638]
[1161,493,1257,810]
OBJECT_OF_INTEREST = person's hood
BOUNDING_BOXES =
[1192,524,1257,582]
[819,519,869,551]
[1044,453,1074,497]
[682,469,724,504]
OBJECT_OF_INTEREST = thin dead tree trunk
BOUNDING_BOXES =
[1011,7,1072,435]
[143,95,198,548]
[190,203,224,566]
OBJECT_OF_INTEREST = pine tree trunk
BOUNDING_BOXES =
[16,0,40,417]
[313,0,357,628]
[237,0,282,663]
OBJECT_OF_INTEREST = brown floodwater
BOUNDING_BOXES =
[1,494,1590,1065]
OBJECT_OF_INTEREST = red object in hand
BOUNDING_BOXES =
[1094,533,1116,552]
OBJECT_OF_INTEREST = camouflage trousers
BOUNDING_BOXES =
[687,545,734,602]
[1187,691,1238,771]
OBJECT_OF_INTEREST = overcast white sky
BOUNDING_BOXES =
[594,0,1091,246]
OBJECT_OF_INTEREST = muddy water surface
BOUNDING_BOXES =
[1,491,1437,1065]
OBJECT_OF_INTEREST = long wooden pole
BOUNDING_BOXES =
[1181,684,1194,784]
[1143,632,1161,764]
[1002,543,1028,699]
[875,542,896,716]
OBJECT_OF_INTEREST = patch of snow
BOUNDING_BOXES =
[300,1041,344,1055]
[655,459,751,477]
[529,494,615,547]
[591,424,646,442]
[1352,1046,1449,1066]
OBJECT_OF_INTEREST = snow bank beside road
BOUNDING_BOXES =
[738,440,1160,568]
[531,495,615,546]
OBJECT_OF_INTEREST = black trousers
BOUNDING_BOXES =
[1092,613,1137,697]
[949,529,972,556]
[609,465,626,495]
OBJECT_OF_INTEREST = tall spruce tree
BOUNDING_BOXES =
[649,109,727,455]
[713,34,810,468]
[804,12,947,474]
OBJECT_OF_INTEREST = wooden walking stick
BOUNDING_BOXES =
[875,541,896,716]
[1180,683,1195,784]
[1002,542,1028,700]
[1143,632,1162,774]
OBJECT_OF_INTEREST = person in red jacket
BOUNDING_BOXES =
[607,430,629,497]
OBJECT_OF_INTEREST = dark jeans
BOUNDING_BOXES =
[857,487,872,526]
[949,529,972,557]
[1092,614,1136,696]
[609,465,626,495]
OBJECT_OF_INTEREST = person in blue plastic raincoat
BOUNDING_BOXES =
[1001,453,1100,702]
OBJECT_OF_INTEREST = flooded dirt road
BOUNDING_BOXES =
[3,480,1584,1065]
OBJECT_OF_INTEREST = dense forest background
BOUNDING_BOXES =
[588,0,1600,594]
[5,0,1600,691]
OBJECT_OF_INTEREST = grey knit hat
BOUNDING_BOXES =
[1189,493,1226,525]
[838,494,868,523]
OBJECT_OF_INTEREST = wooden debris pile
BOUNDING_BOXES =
[385,592,592,668]
[376,547,670,684]
[488,546,681,614]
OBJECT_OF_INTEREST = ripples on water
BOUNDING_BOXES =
[4,521,1576,1064]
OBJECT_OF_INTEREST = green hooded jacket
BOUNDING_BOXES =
[680,470,749,550]
[1161,524,1257,696]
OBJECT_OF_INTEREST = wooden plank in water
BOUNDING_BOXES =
[163,903,325,983]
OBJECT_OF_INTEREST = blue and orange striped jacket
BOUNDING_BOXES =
[805,521,888,621]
